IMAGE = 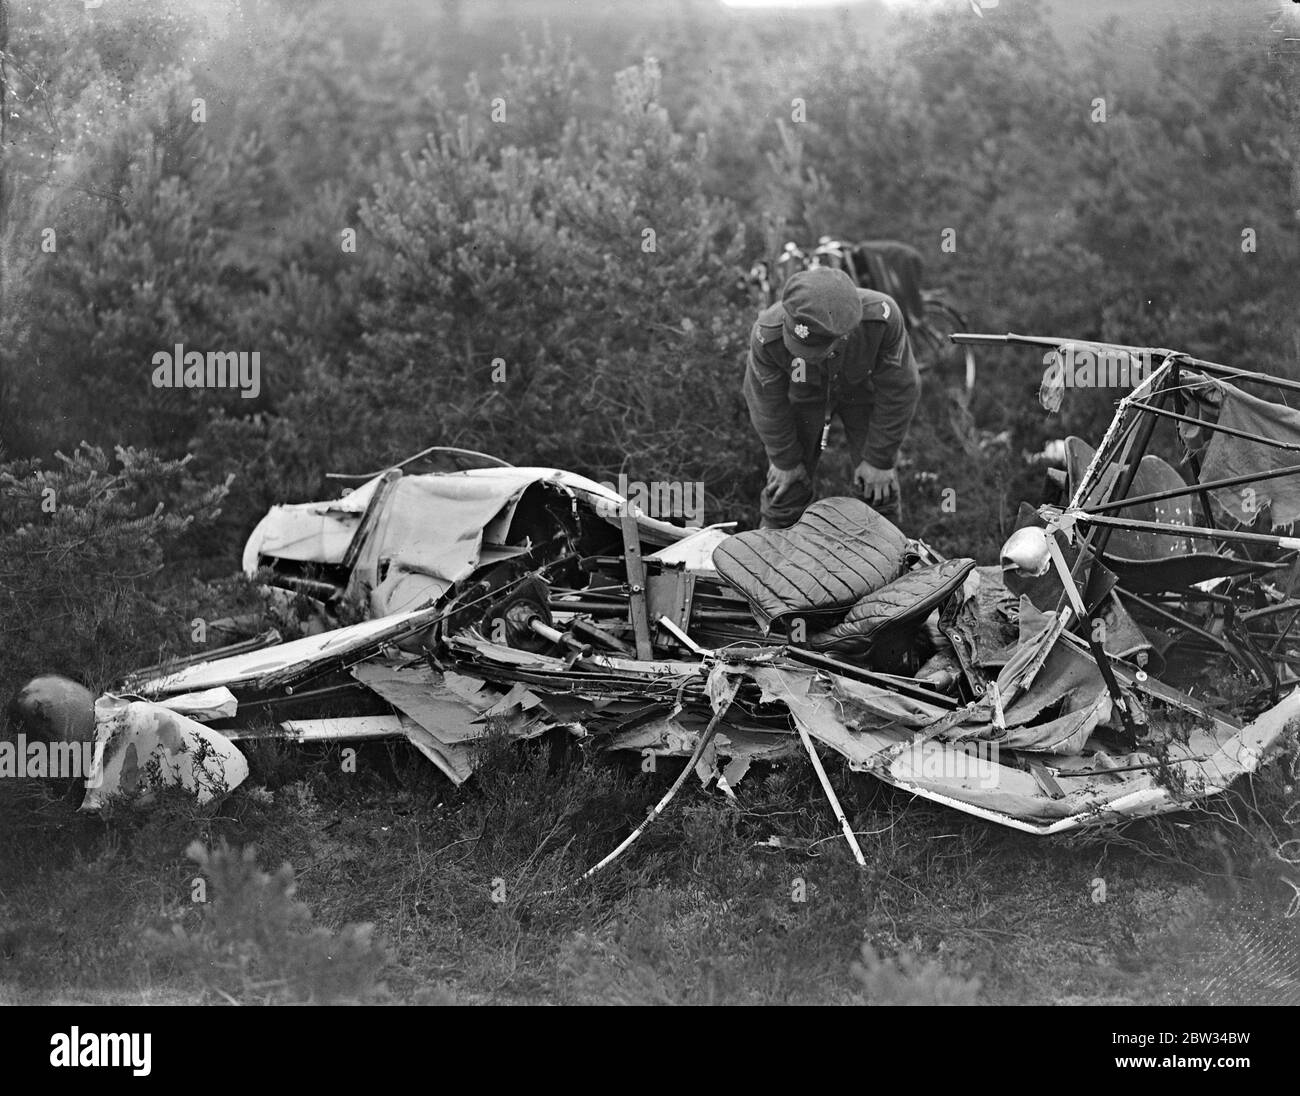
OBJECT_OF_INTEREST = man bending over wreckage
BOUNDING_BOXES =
[743,265,921,528]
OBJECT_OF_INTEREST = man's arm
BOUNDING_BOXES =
[860,308,921,469]
[743,333,804,470]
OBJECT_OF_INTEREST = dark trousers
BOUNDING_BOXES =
[758,398,901,529]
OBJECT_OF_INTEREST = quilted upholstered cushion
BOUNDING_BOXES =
[712,497,907,628]
[810,558,976,657]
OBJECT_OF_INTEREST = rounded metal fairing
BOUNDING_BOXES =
[1000,526,1052,578]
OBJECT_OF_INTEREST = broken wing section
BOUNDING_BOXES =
[751,660,1300,834]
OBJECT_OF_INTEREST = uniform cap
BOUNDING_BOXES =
[780,267,863,360]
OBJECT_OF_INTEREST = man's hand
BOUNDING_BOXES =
[766,462,809,502]
[853,460,899,506]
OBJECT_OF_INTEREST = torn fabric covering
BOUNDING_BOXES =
[241,475,381,572]
[1193,379,1300,526]
[952,565,1150,670]
[347,470,544,615]
[945,565,1021,668]
[931,611,1114,755]
[245,465,693,617]
[992,629,1111,754]
[82,696,249,810]
[1017,595,1149,663]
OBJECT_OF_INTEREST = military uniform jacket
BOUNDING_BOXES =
[743,288,921,471]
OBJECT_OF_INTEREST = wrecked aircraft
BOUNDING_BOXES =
[38,339,1300,864]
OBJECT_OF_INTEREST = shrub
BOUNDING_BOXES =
[851,943,982,1006]
[0,444,228,697]
[147,839,386,1004]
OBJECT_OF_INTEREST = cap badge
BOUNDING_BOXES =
[794,323,809,339]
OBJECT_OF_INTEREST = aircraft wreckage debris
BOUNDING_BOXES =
[19,337,1300,873]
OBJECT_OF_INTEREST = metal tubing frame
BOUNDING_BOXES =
[1082,459,1300,515]
[997,333,1297,692]
[1073,512,1300,551]
[1127,400,1300,453]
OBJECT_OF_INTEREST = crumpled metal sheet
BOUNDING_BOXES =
[132,607,439,696]
[350,660,560,784]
